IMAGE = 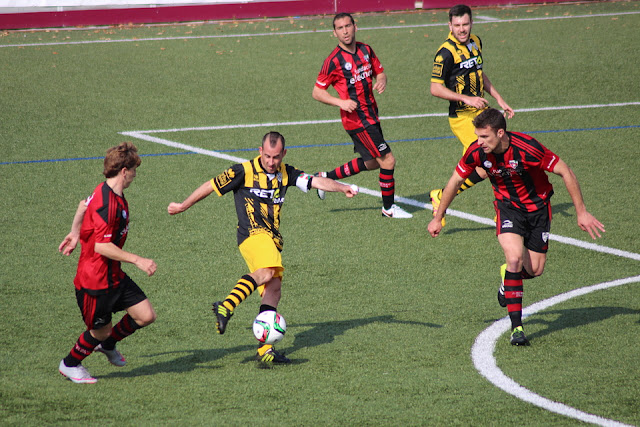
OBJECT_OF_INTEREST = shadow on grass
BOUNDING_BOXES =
[101,344,256,378]
[287,314,442,353]
[102,315,442,375]
[439,225,495,235]
[241,314,442,365]
[525,306,640,341]
[551,202,575,218]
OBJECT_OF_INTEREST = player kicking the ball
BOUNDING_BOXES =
[427,108,604,345]
[168,131,358,364]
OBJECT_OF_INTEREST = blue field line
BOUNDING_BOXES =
[2,124,638,166]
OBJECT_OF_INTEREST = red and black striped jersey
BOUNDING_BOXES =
[456,132,560,212]
[315,42,384,132]
[431,33,484,118]
[74,182,129,294]
[210,156,306,251]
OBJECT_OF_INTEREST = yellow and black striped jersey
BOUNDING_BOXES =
[210,156,306,251]
[431,33,484,118]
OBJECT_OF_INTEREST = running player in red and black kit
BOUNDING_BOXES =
[312,12,412,218]
[58,142,157,383]
[427,108,604,345]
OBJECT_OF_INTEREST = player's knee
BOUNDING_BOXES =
[379,152,396,169]
[91,328,112,342]
[136,307,157,327]
[252,268,275,285]
[505,257,523,272]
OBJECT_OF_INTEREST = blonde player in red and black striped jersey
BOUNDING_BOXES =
[429,4,514,226]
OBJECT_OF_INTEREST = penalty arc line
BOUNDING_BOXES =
[471,275,640,427]
[124,130,640,425]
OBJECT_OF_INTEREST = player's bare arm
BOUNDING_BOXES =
[428,171,465,237]
[311,176,359,198]
[168,181,216,215]
[59,199,88,256]
[373,72,387,94]
[482,73,514,119]
[552,159,605,239]
[312,85,358,113]
[94,242,157,276]
[430,82,488,110]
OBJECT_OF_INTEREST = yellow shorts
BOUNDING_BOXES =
[449,109,486,152]
[238,232,284,279]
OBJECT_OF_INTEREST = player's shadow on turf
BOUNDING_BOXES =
[523,306,640,342]
[100,345,256,378]
[551,202,575,218]
[105,316,443,374]
[439,225,495,235]
[239,314,442,365]
[272,315,442,364]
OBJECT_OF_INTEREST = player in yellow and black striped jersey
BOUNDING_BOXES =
[168,131,358,364]
[429,4,514,226]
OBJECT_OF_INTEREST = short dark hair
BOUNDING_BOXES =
[262,131,285,149]
[103,142,141,178]
[449,4,472,21]
[333,12,355,29]
[473,108,507,131]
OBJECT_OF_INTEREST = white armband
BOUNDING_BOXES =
[296,173,312,193]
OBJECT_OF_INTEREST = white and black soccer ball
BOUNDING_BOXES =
[252,310,286,345]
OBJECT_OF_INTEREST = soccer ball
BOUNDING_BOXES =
[252,310,286,345]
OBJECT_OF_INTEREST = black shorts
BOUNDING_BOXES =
[347,123,391,161]
[494,201,552,253]
[76,275,147,330]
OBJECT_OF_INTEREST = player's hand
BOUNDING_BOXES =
[136,257,157,276]
[577,212,605,240]
[427,218,443,237]
[167,202,184,215]
[373,80,386,94]
[464,95,488,110]
[59,233,79,256]
[498,101,515,119]
[344,184,359,198]
[340,99,358,113]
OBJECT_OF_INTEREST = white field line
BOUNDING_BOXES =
[124,102,640,135]
[471,275,640,427]
[2,10,640,48]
